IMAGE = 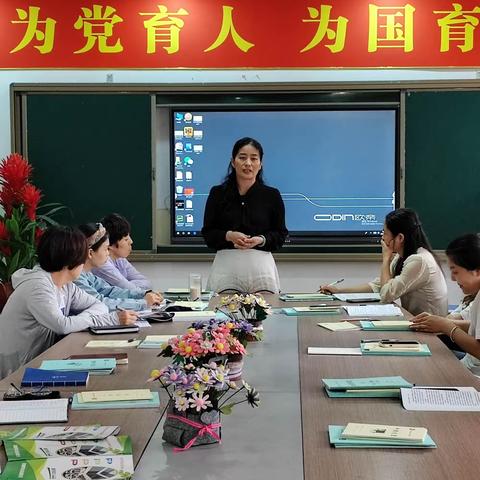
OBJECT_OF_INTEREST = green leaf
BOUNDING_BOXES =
[219,403,235,415]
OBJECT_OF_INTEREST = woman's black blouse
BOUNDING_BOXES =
[201,181,288,252]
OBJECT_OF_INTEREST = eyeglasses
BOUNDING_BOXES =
[3,383,60,401]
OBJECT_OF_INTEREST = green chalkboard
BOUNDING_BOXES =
[25,94,153,250]
[405,91,480,249]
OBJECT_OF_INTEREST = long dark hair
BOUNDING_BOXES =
[446,234,480,270]
[385,208,435,276]
[223,137,265,187]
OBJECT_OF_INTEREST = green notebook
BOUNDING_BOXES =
[360,320,412,331]
[282,307,343,316]
[328,425,436,448]
[323,376,412,398]
[360,342,431,356]
[71,392,160,410]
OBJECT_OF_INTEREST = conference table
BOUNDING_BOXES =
[1,295,480,480]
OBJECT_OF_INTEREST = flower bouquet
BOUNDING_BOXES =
[216,293,271,340]
[0,153,65,308]
[152,323,260,450]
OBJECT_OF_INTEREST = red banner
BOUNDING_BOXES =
[1,0,480,68]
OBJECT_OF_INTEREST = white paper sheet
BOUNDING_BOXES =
[401,387,480,411]
[0,399,69,424]
[307,347,362,355]
[334,293,381,301]
[346,305,403,317]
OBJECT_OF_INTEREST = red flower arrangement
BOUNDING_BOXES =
[0,153,62,283]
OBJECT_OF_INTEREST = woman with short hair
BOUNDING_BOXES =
[0,226,137,379]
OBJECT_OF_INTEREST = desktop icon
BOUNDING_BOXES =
[185,199,193,209]
[184,112,193,122]
[184,143,193,152]
[186,214,194,223]
[193,145,203,153]
[193,115,203,123]
[175,200,185,209]
[176,186,183,194]
[175,142,183,152]
[175,156,181,166]
[184,187,194,196]
[175,112,184,122]
[185,171,192,181]
[183,156,193,166]
[184,126,194,137]
[175,171,183,181]
[176,215,184,223]
[193,130,203,140]
[174,130,183,139]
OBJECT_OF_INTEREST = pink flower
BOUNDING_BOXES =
[189,392,212,412]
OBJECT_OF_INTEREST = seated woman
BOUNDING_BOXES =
[411,234,480,375]
[320,208,447,316]
[92,213,152,290]
[75,223,162,311]
[0,226,137,379]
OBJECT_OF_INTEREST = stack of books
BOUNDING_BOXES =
[322,376,413,398]
[71,389,160,410]
[0,425,134,479]
[360,320,413,331]
[40,358,116,375]
[328,422,436,448]
[282,306,344,316]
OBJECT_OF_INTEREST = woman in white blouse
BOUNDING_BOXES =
[319,208,448,316]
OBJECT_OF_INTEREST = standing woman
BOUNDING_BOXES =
[320,208,447,316]
[202,137,288,293]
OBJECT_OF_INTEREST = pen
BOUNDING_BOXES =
[361,338,398,343]
[127,337,138,343]
[318,278,344,292]
[309,304,327,307]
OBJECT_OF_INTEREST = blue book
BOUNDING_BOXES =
[21,368,89,387]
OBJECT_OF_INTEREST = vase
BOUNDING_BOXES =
[227,353,244,381]
[162,401,221,450]
[0,281,13,312]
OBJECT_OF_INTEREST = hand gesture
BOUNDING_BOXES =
[117,310,138,325]
[145,292,163,306]
[318,285,341,294]
[226,230,251,249]
[410,312,453,334]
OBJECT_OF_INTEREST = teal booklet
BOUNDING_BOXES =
[71,392,160,410]
[282,307,343,316]
[322,376,413,398]
[360,320,412,331]
[279,293,334,302]
[328,425,436,448]
[40,358,116,375]
[360,342,431,356]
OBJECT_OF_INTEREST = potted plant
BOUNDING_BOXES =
[152,323,259,450]
[0,153,64,309]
